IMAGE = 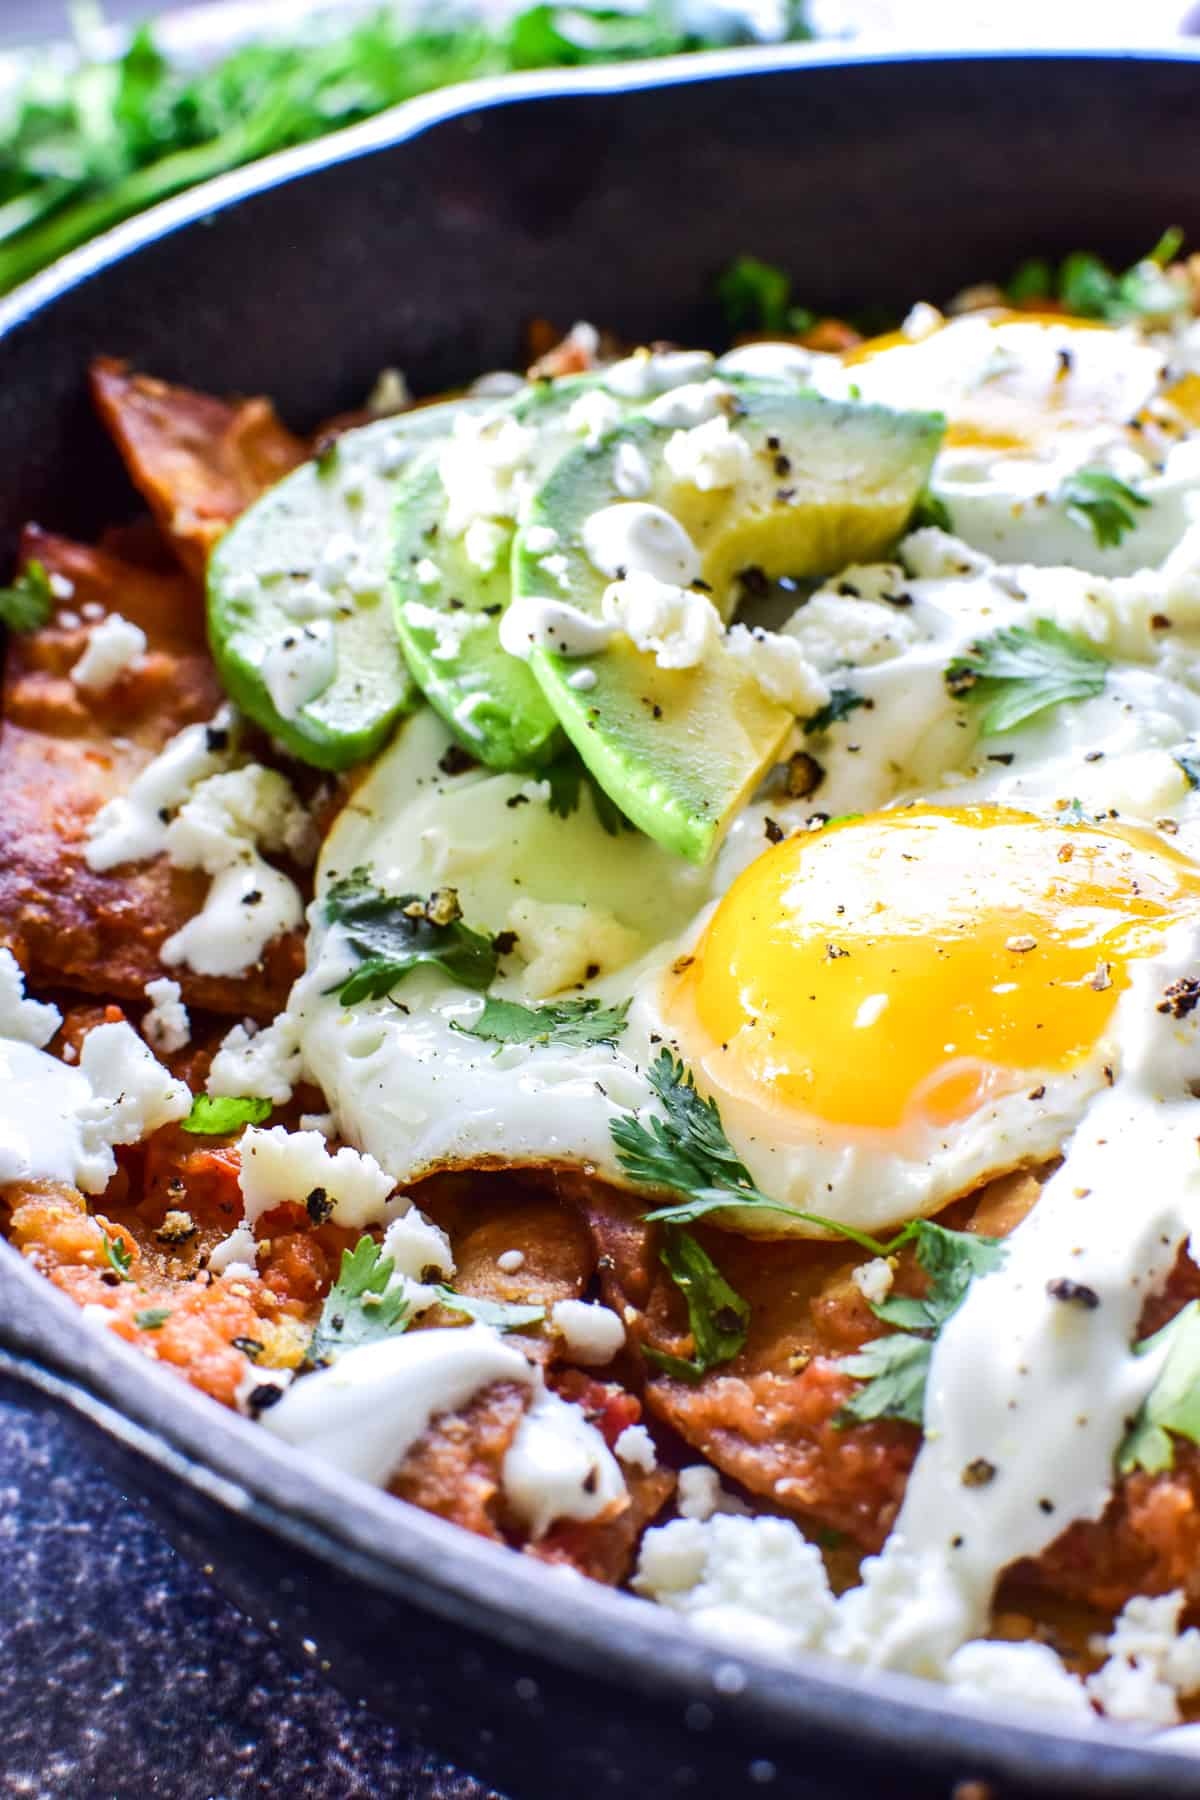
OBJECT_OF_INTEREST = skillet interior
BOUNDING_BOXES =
[3,44,1200,1798]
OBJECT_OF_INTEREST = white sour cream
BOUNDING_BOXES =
[581,502,701,586]
[262,622,337,720]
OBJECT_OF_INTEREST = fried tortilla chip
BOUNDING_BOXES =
[90,357,306,579]
[0,525,303,1018]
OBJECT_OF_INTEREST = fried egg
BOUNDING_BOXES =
[727,312,1200,575]
[293,551,1200,1238]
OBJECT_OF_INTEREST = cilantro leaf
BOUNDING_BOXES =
[1057,231,1187,325]
[134,1308,171,1331]
[431,1286,545,1331]
[644,1225,749,1384]
[945,620,1108,735]
[325,868,497,1004]
[309,1236,410,1365]
[803,687,868,737]
[1061,467,1150,550]
[1118,1301,1200,1476]
[0,560,53,633]
[836,1334,932,1427]
[101,1230,133,1282]
[182,1094,272,1135]
[544,753,636,836]
[716,254,792,333]
[453,995,630,1050]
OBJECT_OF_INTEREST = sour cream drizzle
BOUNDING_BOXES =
[844,923,1200,1676]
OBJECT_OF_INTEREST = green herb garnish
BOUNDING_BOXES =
[909,487,953,533]
[0,8,810,298]
[134,1308,171,1331]
[945,620,1108,735]
[803,687,868,737]
[1061,467,1150,550]
[309,1236,410,1365]
[431,1287,545,1331]
[714,254,815,336]
[1007,230,1187,325]
[101,1230,133,1282]
[545,753,636,836]
[453,995,630,1050]
[1118,1301,1200,1475]
[325,869,497,1004]
[0,560,53,633]
[181,1094,272,1135]
[644,1225,750,1384]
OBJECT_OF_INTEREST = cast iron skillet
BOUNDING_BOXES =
[3,43,1200,1799]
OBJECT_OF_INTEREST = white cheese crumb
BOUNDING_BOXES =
[439,412,537,536]
[48,571,75,599]
[506,897,641,998]
[70,612,147,693]
[601,572,722,671]
[900,526,994,581]
[945,1640,1092,1718]
[497,1249,525,1273]
[612,440,652,499]
[614,1423,657,1472]
[566,667,597,692]
[0,946,61,1048]
[663,414,751,492]
[726,624,830,714]
[551,1298,626,1365]
[403,600,488,663]
[785,589,921,671]
[539,552,570,589]
[1087,1592,1200,1726]
[208,1225,258,1275]
[379,1205,456,1313]
[851,1257,894,1306]
[566,388,623,446]
[463,518,509,572]
[141,977,191,1055]
[75,1021,191,1194]
[642,380,733,429]
[468,371,525,398]
[207,1014,303,1105]
[901,301,945,342]
[634,1514,835,1657]
[676,1465,749,1522]
[524,525,559,554]
[604,349,714,399]
[238,1125,396,1230]
[415,557,441,586]
[84,709,237,874]
[299,1111,335,1136]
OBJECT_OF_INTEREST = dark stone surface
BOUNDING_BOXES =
[0,1394,506,1800]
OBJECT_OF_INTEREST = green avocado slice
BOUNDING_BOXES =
[510,383,943,862]
[208,399,495,770]
[390,376,660,771]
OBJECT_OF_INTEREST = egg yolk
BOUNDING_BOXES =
[845,311,1145,458]
[674,806,1200,1135]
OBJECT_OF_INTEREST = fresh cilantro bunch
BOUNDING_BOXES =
[324,868,496,1004]
[0,5,809,298]
[945,620,1109,735]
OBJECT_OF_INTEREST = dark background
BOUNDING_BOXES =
[1,1396,505,1799]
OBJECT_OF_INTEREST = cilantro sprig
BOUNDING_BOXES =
[0,560,53,633]
[1061,467,1150,550]
[453,995,630,1051]
[431,1287,545,1331]
[545,753,636,837]
[803,687,868,738]
[945,620,1108,735]
[609,1049,1003,1413]
[715,254,815,336]
[100,1230,133,1283]
[1007,229,1188,325]
[1119,1301,1200,1476]
[309,1237,411,1365]
[325,869,496,1004]
[837,1222,1005,1426]
[182,1094,272,1135]
[645,1226,750,1384]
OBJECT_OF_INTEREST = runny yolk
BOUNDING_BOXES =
[674,806,1200,1134]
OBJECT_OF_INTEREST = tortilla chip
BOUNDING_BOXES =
[90,357,306,579]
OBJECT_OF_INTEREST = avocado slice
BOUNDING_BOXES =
[510,383,943,861]
[209,399,495,770]
[389,376,647,771]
